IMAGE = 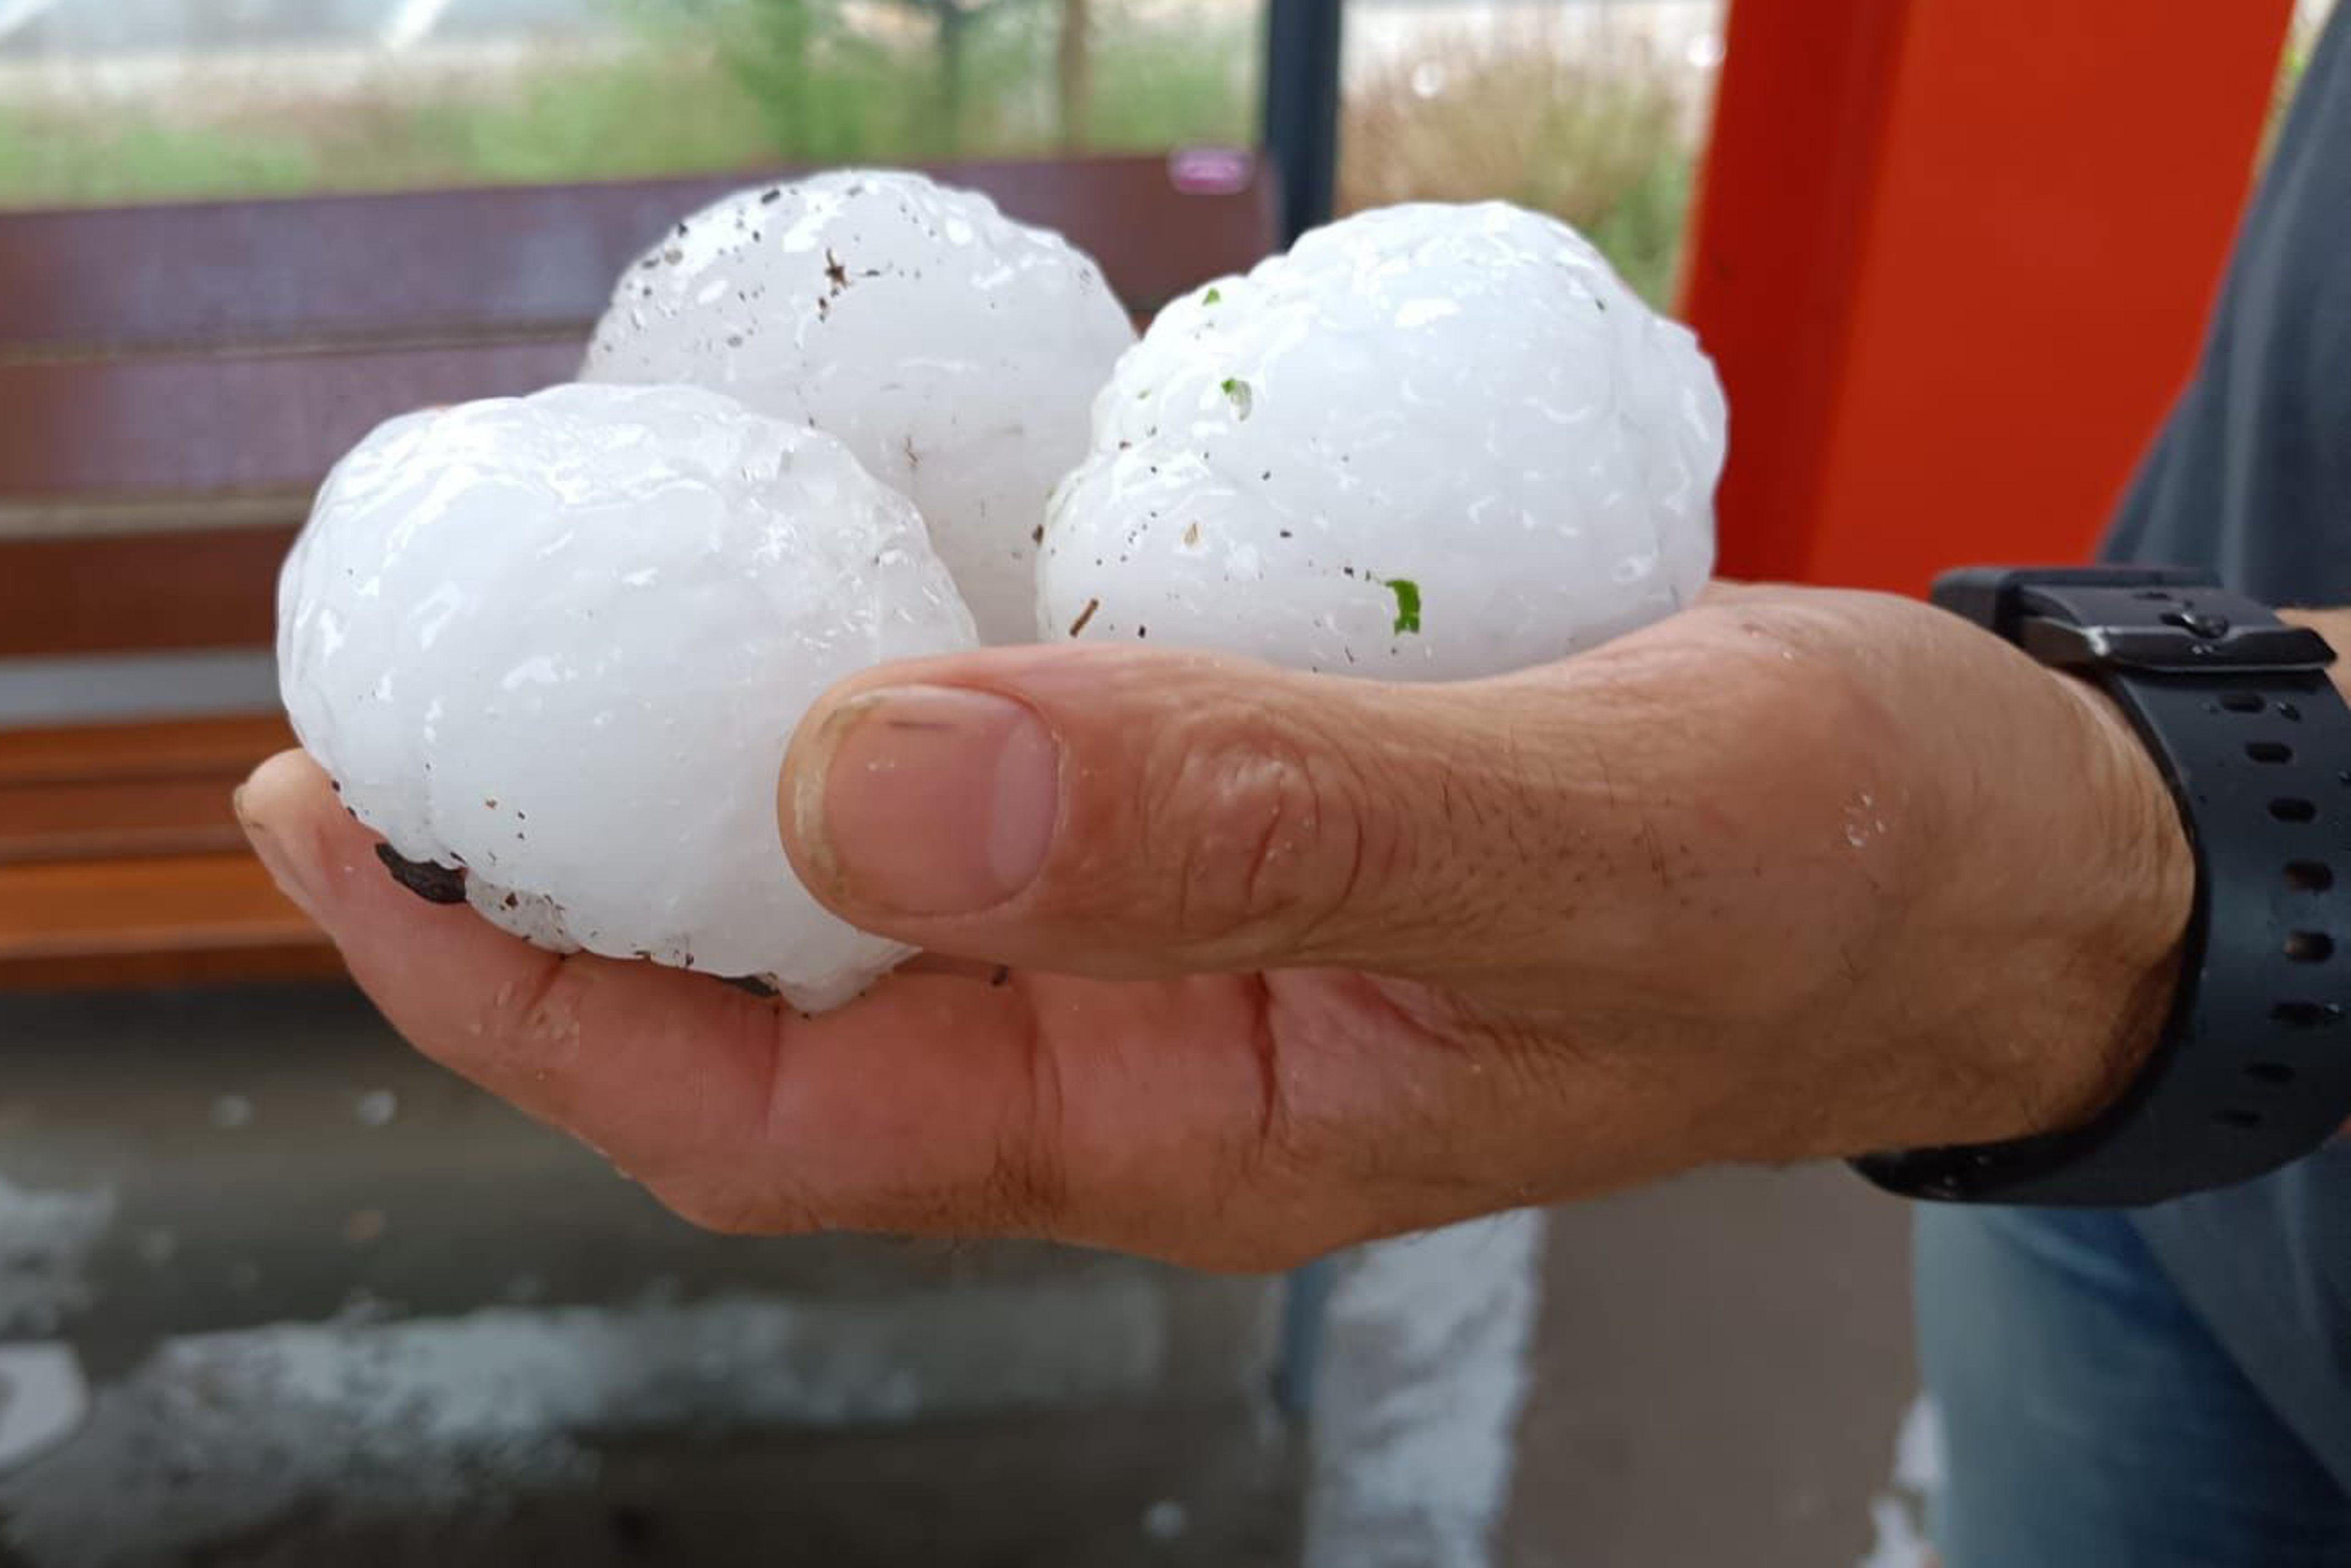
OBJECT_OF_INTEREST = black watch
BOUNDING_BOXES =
[1853,566,2351,1207]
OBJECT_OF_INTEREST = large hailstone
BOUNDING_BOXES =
[278,383,978,1011]
[581,169,1136,645]
[1040,202,1726,680]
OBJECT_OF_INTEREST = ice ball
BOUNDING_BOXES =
[1038,201,1726,679]
[581,169,1136,645]
[277,383,978,1010]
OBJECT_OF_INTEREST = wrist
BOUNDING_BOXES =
[1855,574,2351,1204]
[2027,671,2195,1132]
[2036,605,2351,1138]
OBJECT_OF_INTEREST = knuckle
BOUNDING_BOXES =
[1140,717,1379,954]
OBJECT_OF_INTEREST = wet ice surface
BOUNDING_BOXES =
[277,383,978,1010]
[582,169,1136,644]
[1041,202,1726,680]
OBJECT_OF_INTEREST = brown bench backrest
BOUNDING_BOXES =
[0,154,1278,663]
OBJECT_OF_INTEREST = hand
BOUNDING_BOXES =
[237,583,2193,1271]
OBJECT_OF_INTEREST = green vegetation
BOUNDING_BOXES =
[1337,26,1707,306]
[0,1,1253,209]
[0,1,1702,308]
[1384,577,1421,635]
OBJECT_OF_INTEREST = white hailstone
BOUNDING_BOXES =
[581,169,1136,644]
[1039,201,1727,679]
[277,383,978,1011]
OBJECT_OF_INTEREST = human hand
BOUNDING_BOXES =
[236,583,2192,1270]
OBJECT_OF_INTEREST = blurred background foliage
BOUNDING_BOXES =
[0,0,2340,309]
[0,1,1713,304]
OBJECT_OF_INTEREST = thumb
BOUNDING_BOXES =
[778,643,1625,982]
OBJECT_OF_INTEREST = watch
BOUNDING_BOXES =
[1853,566,2351,1206]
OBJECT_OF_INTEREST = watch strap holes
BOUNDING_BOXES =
[2245,1061,2297,1086]
[2287,862,2334,892]
[2222,691,2267,713]
[2248,740,2295,763]
[2271,797,2319,823]
[2285,931,2335,963]
[2270,1001,2342,1026]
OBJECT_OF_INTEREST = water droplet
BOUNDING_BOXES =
[210,1095,253,1132]
[354,1089,400,1129]
[1142,1500,1189,1541]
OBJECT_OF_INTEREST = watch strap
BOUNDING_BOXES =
[1854,567,2351,1206]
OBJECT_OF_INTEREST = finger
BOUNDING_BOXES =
[234,751,1359,1261]
[778,638,1752,985]
[236,751,797,1183]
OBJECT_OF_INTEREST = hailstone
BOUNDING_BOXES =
[277,383,978,1011]
[1039,201,1727,680]
[581,169,1136,645]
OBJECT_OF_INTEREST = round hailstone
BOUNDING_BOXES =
[1039,201,1727,680]
[580,169,1136,645]
[278,383,978,1011]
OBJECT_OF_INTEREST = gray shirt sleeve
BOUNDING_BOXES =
[2102,10,2351,598]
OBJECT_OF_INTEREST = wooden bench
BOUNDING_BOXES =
[0,153,1278,990]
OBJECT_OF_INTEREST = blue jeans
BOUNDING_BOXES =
[1916,1204,2351,1566]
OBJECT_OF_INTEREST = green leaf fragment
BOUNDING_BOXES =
[1220,376,1253,418]
[1203,287,1222,305]
[1385,577,1422,635]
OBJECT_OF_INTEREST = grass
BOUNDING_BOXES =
[1337,23,1705,306]
[0,1,1254,209]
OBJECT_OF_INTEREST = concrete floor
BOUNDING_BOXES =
[0,983,1920,1567]
[1503,1168,1919,1567]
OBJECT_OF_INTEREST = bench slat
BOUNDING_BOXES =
[0,340,583,501]
[0,851,327,965]
[0,943,345,991]
[0,779,251,865]
[0,714,293,786]
[0,526,293,657]
[0,154,1272,356]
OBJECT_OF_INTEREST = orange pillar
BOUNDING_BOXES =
[1682,0,2295,593]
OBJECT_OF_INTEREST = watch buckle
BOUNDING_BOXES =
[2018,616,2338,675]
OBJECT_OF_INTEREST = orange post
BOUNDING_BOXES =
[1682,0,2296,592]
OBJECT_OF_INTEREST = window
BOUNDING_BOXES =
[0,0,1262,209]
[1337,0,1726,305]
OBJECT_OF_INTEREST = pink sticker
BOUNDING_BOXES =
[1167,146,1256,195]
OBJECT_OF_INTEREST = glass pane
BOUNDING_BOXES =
[1339,0,1727,305]
[0,0,1262,210]
[2270,0,2342,155]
